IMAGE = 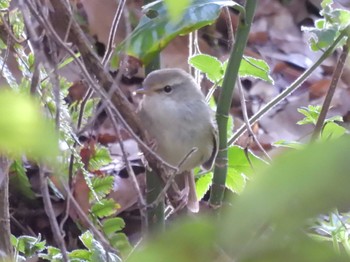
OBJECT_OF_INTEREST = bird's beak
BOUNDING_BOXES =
[134,87,151,95]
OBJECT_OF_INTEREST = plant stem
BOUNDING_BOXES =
[0,157,12,258]
[209,1,257,207]
[142,5,164,231]
[228,29,348,145]
[312,32,350,140]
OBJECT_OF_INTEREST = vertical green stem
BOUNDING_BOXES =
[144,35,164,231]
[209,1,257,207]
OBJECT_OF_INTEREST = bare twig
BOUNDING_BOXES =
[237,79,271,161]
[311,36,350,140]
[101,0,126,66]
[223,7,234,50]
[105,106,148,230]
[39,168,68,262]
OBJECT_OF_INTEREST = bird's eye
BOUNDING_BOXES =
[163,85,172,93]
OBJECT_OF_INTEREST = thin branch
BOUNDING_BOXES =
[39,168,68,262]
[0,156,12,258]
[105,106,148,231]
[101,0,126,66]
[237,79,271,161]
[311,34,350,140]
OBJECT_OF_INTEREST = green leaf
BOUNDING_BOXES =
[112,0,234,67]
[16,235,46,257]
[89,146,112,171]
[227,146,266,179]
[239,56,274,84]
[9,160,35,199]
[163,0,190,22]
[226,169,245,194]
[91,199,119,218]
[109,233,133,259]
[91,240,121,262]
[69,249,91,260]
[91,176,114,199]
[321,122,346,140]
[195,172,213,200]
[0,90,59,159]
[189,54,223,83]
[79,231,93,250]
[273,140,304,149]
[102,217,125,236]
[189,54,273,85]
[297,105,321,125]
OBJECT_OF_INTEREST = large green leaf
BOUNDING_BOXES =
[112,0,235,67]
[127,137,350,262]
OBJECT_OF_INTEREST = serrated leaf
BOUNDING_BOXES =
[102,217,125,236]
[226,169,245,194]
[112,0,235,67]
[195,172,213,200]
[89,147,112,171]
[91,176,114,199]
[91,199,119,218]
[189,54,223,83]
[239,56,274,84]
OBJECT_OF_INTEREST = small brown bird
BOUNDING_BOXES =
[137,68,218,212]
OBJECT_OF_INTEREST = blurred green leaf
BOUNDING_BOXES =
[220,136,350,258]
[109,233,132,259]
[9,160,35,199]
[273,140,304,149]
[16,235,46,257]
[69,249,91,260]
[112,0,234,67]
[322,122,346,141]
[127,137,350,261]
[0,90,58,159]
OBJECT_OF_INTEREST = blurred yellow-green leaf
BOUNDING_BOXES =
[0,90,58,159]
